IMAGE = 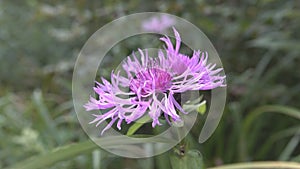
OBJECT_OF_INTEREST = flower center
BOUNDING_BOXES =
[129,68,172,95]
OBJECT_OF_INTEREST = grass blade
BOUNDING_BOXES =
[208,161,300,169]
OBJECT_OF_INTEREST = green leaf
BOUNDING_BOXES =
[243,105,300,135]
[32,90,61,144]
[5,135,174,169]
[278,129,300,161]
[208,161,300,169]
[4,140,98,169]
[170,149,205,169]
[126,115,151,136]
[182,96,206,114]
[197,100,207,115]
[242,105,300,158]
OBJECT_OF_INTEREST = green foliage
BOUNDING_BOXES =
[170,149,204,169]
[126,115,152,136]
[4,141,98,169]
[197,100,206,115]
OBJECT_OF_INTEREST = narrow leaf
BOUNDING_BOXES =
[126,115,151,136]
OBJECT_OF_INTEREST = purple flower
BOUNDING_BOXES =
[84,28,226,135]
[160,28,226,90]
[141,15,176,33]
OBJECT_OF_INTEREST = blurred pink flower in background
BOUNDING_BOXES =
[141,15,176,33]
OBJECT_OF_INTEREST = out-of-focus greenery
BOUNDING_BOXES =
[0,0,299,168]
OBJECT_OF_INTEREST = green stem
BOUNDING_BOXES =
[126,115,151,136]
[208,161,300,169]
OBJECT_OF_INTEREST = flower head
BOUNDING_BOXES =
[84,28,226,135]
[160,28,226,90]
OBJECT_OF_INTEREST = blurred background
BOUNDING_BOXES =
[0,0,299,169]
